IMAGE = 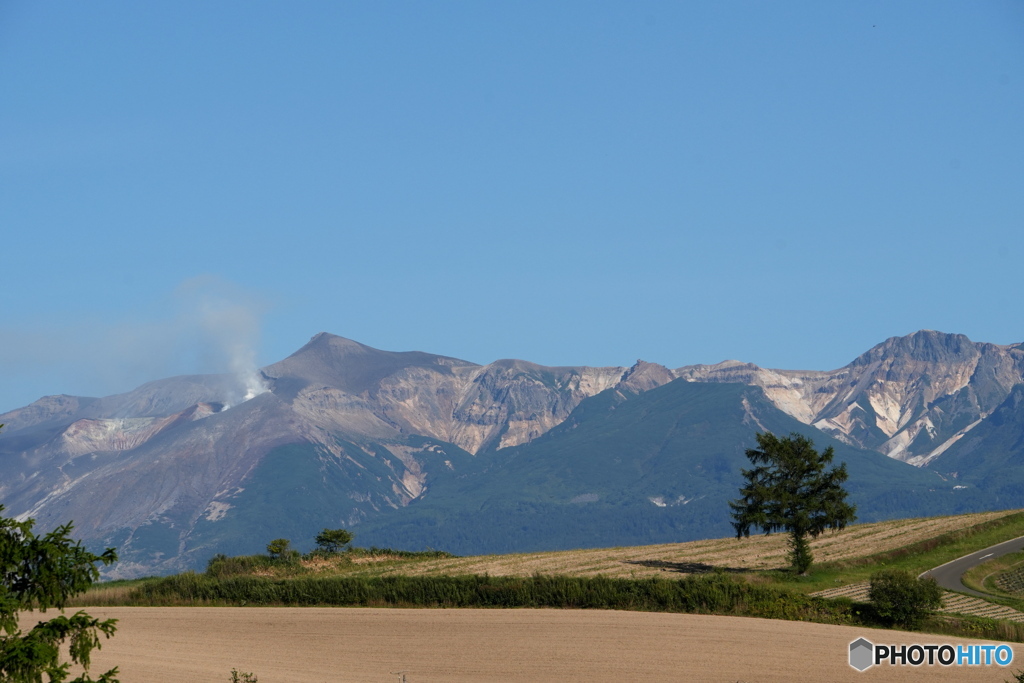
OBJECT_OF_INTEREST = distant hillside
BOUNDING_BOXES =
[352,379,973,554]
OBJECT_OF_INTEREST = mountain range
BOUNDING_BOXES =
[1,329,1022,577]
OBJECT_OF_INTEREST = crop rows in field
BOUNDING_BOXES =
[996,566,1024,594]
[284,510,1014,580]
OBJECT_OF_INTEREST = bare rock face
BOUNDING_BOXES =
[266,334,638,455]
[0,333,672,575]
[448,360,628,452]
[618,360,679,394]
[677,331,1024,464]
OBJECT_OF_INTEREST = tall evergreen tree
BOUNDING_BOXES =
[730,432,856,573]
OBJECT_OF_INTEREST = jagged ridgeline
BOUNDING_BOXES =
[0,330,1022,577]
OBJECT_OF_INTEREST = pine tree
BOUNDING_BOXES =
[730,432,856,573]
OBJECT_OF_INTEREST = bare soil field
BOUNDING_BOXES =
[301,510,1015,579]
[61,606,1021,682]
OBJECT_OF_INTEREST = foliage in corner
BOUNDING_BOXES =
[1,432,120,680]
[730,431,856,574]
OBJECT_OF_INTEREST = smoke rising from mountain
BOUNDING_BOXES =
[185,277,270,407]
[0,276,270,411]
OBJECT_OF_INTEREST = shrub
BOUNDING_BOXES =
[869,569,943,629]
[314,529,353,553]
[206,554,229,571]
[128,571,854,625]
[266,539,291,560]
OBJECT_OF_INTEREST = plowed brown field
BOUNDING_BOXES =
[63,607,1021,682]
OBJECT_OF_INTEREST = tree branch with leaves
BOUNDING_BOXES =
[1,424,121,682]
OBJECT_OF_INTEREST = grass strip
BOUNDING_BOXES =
[771,510,1024,593]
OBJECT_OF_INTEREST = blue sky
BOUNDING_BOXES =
[1,1,1022,412]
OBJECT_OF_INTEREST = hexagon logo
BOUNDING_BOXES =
[849,638,874,671]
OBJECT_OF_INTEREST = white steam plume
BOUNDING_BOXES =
[185,276,270,407]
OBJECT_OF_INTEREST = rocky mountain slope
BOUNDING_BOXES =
[265,334,635,456]
[0,333,668,575]
[927,384,1024,507]
[678,330,1024,465]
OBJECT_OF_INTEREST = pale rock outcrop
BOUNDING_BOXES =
[678,331,1024,463]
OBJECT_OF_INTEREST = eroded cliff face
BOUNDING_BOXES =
[675,361,831,423]
[677,331,1024,464]
[275,335,641,455]
[446,360,628,452]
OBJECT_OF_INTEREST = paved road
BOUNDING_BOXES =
[920,535,1024,597]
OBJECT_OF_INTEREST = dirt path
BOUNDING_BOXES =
[59,607,1022,682]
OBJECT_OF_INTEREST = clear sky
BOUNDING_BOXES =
[1,1,1022,412]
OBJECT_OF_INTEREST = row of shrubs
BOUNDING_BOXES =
[110,566,1024,641]
[195,555,941,628]
[132,572,853,621]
